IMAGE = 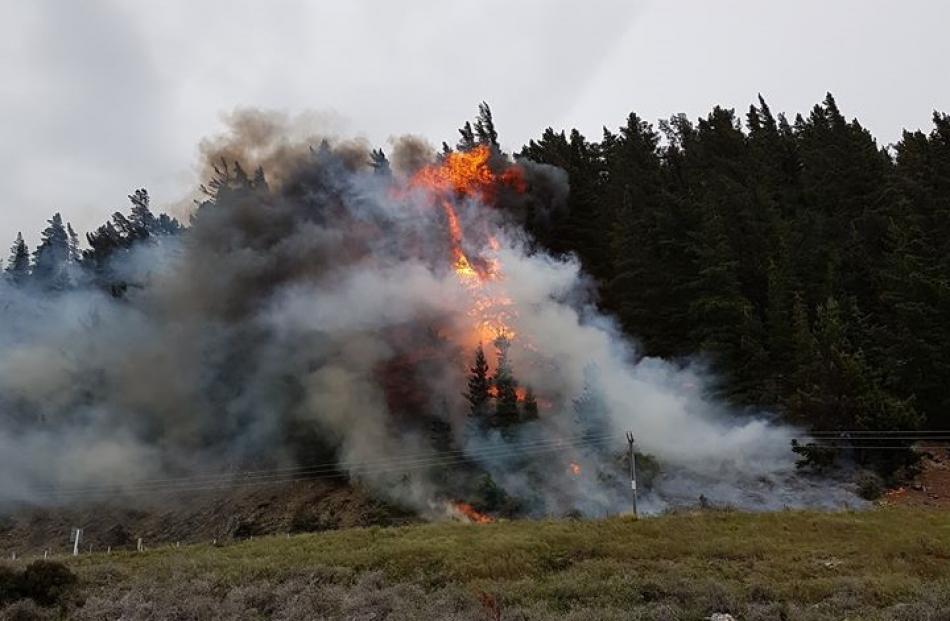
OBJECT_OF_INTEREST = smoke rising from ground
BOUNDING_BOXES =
[0,112,859,515]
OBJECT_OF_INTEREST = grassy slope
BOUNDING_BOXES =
[16,508,950,619]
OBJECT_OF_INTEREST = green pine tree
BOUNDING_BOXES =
[32,213,71,289]
[465,343,491,421]
[5,232,30,284]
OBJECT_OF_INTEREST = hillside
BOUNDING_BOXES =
[0,480,414,558]
[2,508,950,620]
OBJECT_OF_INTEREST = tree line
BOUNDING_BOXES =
[515,94,949,473]
[4,188,180,294]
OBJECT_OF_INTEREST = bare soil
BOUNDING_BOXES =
[881,445,950,508]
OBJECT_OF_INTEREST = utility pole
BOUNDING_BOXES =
[626,432,638,518]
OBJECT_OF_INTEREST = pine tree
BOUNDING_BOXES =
[5,233,30,284]
[369,148,391,176]
[457,121,476,152]
[83,221,124,281]
[789,297,920,471]
[66,224,81,264]
[473,102,499,148]
[519,127,608,276]
[252,166,269,192]
[492,336,520,428]
[32,213,71,289]
[465,343,491,420]
[878,112,950,427]
[128,188,156,235]
[198,158,256,208]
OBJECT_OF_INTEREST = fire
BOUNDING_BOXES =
[404,145,527,356]
[569,462,582,476]
[488,384,530,400]
[450,501,494,524]
[409,145,525,284]
[410,145,524,203]
[439,199,480,280]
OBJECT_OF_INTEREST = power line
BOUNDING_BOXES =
[33,432,618,493]
[31,433,615,493]
[35,445,600,500]
[33,433,620,500]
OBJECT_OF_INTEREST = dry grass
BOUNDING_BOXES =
[4,507,950,619]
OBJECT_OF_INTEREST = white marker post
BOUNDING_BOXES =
[72,528,83,557]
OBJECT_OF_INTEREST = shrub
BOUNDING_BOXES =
[15,561,76,607]
[0,567,19,606]
[856,471,884,501]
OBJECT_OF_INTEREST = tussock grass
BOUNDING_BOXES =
[6,508,950,619]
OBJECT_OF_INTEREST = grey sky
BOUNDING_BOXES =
[1,0,947,247]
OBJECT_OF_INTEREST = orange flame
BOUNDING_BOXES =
[450,501,494,524]
[410,145,524,203]
[405,146,527,368]
[409,145,524,284]
[488,385,530,400]
[569,462,582,476]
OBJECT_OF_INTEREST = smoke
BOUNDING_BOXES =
[388,135,435,177]
[0,112,860,515]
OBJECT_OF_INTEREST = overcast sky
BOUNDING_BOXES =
[1,0,947,247]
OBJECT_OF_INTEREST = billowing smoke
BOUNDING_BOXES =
[0,111,859,516]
